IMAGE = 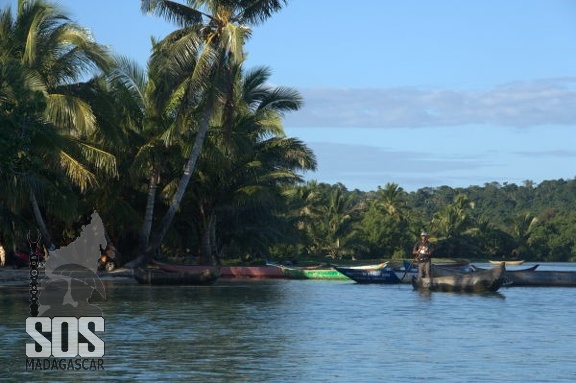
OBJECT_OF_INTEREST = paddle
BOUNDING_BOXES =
[400,259,416,282]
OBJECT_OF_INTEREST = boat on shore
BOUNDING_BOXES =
[153,260,285,279]
[133,267,220,286]
[411,263,506,293]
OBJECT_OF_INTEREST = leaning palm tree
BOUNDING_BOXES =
[135,0,289,265]
[0,0,116,248]
[181,65,314,264]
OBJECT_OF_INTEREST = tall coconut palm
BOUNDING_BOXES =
[175,65,314,264]
[0,0,115,248]
[137,0,288,264]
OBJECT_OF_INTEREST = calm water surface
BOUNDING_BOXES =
[1,263,575,383]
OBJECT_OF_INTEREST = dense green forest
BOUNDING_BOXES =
[1,0,575,266]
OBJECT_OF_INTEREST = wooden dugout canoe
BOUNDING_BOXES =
[504,269,576,287]
[152,260,285,279]
[411,263,506,293]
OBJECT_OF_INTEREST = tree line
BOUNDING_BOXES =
[1,1,574,266]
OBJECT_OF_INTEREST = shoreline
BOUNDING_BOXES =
[0,267,134,287]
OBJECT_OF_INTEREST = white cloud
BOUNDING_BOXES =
[285,78,576,128]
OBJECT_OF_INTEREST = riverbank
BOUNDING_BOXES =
[0,267,134,286]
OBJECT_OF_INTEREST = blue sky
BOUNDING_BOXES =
[5,0,576,191]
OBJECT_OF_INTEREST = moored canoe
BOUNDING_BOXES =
[153,260,285,279]
[504,269,576,287]
[412,263,506,293]
[278,265,351,280]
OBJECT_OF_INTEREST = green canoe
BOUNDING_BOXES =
[277,265,351,280]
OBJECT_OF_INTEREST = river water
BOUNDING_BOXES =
[1,263,575,383]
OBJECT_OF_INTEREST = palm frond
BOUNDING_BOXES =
[58,150,98,191]
[141,0,205,27]
[45,93,97,135]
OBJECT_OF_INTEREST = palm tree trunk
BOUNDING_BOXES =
[209,213,220,265]
[198,213,219,265]
[152,107,211,242]
[129,107,213,269]
[139,169,159,252]
[29,190,55,250]
[198,214,212,265]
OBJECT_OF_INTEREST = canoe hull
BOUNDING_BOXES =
[505,270,576,287]
[280,266,351,280]
[153,260,284,279]
[134,267,220,286]
[337,263,473,284]
[220,265,285,279]
[335,266,402,284]
[412,264,506,293]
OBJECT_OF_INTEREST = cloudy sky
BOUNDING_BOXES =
[5,0,576,191]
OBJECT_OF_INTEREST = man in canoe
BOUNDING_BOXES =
[412,232,435,279]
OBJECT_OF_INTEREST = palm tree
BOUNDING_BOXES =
[375,183,407,220]
[282,181,324,258]
[0,0,115,249]
[175,65,314,264]
[314,185,366,260]
[361,183,411,258]
[432,194,476,257]
[99,52,192,260]
[507,212,538,259]
[136,0,289,264]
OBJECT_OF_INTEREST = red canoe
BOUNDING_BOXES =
[152,260,285,279]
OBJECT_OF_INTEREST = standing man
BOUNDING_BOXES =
[412,232,434,279]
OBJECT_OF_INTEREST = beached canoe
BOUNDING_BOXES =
[153,260,285,279]
[134,267,220,286]
[411,263,506,293]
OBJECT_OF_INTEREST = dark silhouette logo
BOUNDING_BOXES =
[37,212,106,318]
